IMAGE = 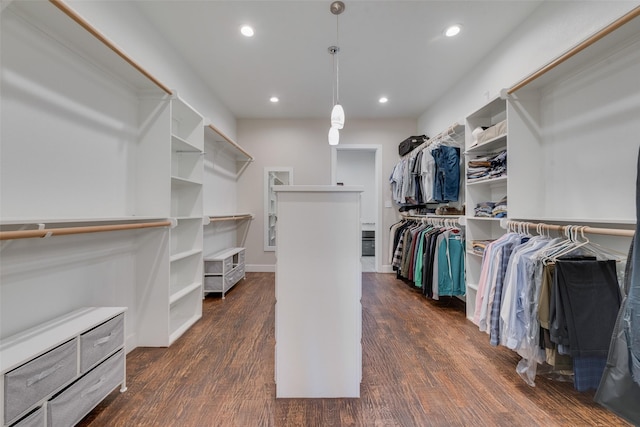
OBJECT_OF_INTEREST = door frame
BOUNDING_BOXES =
[330,144,382,273]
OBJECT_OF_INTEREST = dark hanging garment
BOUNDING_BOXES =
[595,147,640,424]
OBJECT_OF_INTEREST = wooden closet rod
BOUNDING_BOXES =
[0,220,171,241]
[207,124,254,161]
[508,5,640,94]
[208,214,253,222]
[49,0,173,95]
[503,220,634,238]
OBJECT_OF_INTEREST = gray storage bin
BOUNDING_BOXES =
[47,349,124,427]
[226,266,245,287]
[79,314,124,373]
[9,406,44,427]
[204,257,232,274]
[4,339,77,425]
[204,275,224,292]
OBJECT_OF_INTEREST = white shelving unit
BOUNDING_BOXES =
[463,97,508,320]
[1,1,205,350]
[168,98,204,345]
[203,248,246,298]
[264,169,293,251]
[0,307,126,427]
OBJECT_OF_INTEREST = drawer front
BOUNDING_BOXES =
[237,250,245,265]
[204,260,224,274]
[4,340,77,425]
[80,314,124,373]
[225,265,245,287]
[204,275,224,292]
[9,406,44,427]
[47,349,124,427]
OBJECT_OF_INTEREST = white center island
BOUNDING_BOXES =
[274,185,363,398]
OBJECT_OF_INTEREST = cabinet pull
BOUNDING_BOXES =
[93,333,112,347]
[81,376,106,397]
[26,363,65,387]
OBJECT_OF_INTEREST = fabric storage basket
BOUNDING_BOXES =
[47,349,124,427]
[4,339,77,425]
[8,406,44,427]
[204,257,231,274]
[226,266,245,287]
[204,276,224,292]
[79,313,124,373]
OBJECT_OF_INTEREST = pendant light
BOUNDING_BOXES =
[328,1,345,144]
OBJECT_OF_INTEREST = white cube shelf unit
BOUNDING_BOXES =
[203,248,246,298]
[0,307,126,427]
[167,97,204,344]
[463,96,508,320]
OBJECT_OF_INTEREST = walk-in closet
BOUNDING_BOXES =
[1,1,639,426]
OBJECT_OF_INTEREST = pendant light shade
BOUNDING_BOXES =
[331,104,345,130]
[328,126,340,145]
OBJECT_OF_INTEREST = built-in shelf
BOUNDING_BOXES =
[465,134,507,154]
[169,248,202,263]
[169,281,202,305]
[467,175,508,186]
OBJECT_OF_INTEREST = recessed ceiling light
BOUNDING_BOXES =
[240,25,254,37]
[270,96,279,103]
[444,24,462,37]
[379,97,388,104]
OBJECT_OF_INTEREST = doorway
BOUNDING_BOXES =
[331,145,382,273]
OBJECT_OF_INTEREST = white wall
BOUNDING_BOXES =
[418,1,640,136]
[336,150,376,224]
[236,118,416,271]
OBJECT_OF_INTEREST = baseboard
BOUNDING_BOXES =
[246,264,394,274]
[381,265,395,273]
[246,264,276,273]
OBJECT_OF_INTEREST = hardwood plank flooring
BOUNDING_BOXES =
[78,272,630,426]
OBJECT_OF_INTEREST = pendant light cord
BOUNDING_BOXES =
[336,13,340,104]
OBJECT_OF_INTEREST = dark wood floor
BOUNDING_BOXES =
[79,272,630,426]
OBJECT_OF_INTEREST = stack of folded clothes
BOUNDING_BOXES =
[474,201,495,217]
[467,149,507,182]
[471,240,495,256]
[491,196,507,218]
[474,196,507,218]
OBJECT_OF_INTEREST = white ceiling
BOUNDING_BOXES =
[135,1,543,120]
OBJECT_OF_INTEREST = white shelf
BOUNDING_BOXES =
[171,134,201,153]
[465,133,507,154]
[466,250,484,258]
[466,216,503,221]
[170,248,202,263]
[467,176,508,186]
[169,281,202,305]
[171,176,202,186]
[467,283,479,292]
